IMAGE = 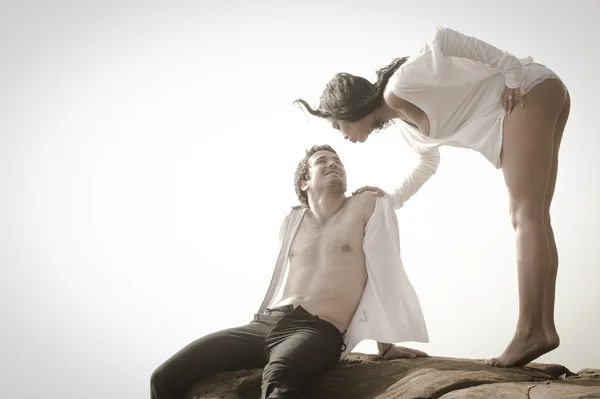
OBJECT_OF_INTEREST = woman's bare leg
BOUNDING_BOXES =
[540,92,570,350]
[489,78,568,367]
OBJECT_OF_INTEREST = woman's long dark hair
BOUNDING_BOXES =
[294,56,409,122]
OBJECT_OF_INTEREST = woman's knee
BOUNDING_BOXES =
[509,199,546,229]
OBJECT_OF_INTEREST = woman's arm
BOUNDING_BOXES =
[385,148,440,209]
[435,27,524,89]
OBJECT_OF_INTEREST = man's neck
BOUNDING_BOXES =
[306,192,347,223]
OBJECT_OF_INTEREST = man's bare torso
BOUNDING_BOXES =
[274,193,376,333]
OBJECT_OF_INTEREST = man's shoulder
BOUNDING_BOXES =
[350,194,399,229]
[348,192,378,220]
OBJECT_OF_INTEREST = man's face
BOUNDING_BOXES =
[303,150,347,194]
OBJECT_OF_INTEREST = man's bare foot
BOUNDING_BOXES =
[486,330,553,367]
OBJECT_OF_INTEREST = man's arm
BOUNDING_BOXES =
[355,192,377,225]
[257,213,291,314]
[366,199,430,359]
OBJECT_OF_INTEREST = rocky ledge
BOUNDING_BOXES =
[186,353,600,398]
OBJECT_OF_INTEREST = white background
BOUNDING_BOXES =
[1,1,598,398]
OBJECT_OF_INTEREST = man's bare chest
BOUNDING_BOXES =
[289,215,365,258]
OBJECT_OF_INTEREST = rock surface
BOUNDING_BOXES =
[186,353,600,399]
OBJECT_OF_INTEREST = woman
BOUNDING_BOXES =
[295,26,570,367]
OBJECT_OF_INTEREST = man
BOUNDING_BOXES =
[150,144,430,399]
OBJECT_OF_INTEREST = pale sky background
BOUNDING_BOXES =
[1,1,598,398]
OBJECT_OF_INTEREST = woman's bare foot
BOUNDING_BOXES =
[486,330,553,367]
[545,328,560,352]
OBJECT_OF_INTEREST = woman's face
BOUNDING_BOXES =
[326,114,375,144]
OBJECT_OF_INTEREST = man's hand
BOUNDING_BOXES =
[381,345,429,360]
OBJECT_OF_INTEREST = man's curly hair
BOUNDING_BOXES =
[294,144,339,205]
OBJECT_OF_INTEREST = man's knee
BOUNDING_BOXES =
[261,359,303,399]
[150,361,186,399]
[150,364,166,398]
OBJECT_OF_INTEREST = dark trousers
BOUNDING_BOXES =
[150,305,345,399]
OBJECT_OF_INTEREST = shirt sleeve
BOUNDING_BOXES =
[434,27,523,89]
[278,214,290,244]
[363,199,401,304]
[257,213,291,314]
[362,198,430,342]
[384,147,440,209]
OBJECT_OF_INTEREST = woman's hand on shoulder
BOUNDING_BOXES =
[352,186,386,197]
